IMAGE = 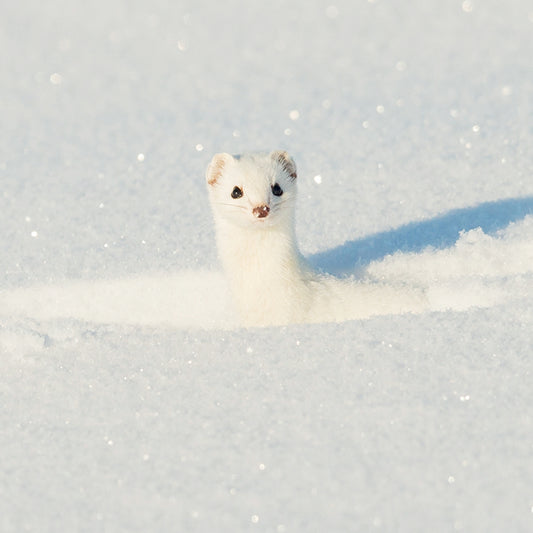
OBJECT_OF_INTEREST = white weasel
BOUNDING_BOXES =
[206,150,427,327]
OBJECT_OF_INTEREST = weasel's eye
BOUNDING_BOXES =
[231,186,243,199]
[271,183,283,196]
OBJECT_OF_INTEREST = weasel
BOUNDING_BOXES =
[206,150,427,327]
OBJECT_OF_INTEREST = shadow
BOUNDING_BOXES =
[308,197,533,275]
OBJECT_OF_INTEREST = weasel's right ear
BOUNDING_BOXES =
[206,153,233,186]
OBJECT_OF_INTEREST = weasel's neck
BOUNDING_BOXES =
[215,218,313,326]
[216,218,304,283]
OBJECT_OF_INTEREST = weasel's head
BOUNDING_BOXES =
[206,150,297,230]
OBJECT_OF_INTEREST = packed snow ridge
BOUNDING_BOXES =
[1,208,531,334]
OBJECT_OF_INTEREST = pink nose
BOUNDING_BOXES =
[253,205,270,218]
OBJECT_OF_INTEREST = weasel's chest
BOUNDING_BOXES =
[217,226,315,325]
[225,249,314,326]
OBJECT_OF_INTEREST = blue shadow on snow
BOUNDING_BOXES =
[308,196,533,276]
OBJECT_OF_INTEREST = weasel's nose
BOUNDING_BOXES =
[253,205,270,218]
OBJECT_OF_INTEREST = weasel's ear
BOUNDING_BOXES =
[206,153,233,186]
[272,150,297,180]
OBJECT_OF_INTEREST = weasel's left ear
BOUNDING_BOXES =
[272,150,297,180]
[206,153,234,186]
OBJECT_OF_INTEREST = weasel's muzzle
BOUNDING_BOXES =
[253,205,270,218]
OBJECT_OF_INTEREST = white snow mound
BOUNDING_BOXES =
[1,216,531,332]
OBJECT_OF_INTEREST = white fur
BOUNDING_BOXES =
[206,151,427,326]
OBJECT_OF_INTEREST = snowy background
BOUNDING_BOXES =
[1,0,533,531]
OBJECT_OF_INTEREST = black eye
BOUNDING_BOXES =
[271,183,283,196]
[231,186,243,199]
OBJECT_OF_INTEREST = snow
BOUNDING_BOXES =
[1,0,533,531]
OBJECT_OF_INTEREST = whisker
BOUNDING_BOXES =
[271,204,294,213]
[215,202,248,210]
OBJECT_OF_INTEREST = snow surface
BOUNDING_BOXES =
[1,0,533,531]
